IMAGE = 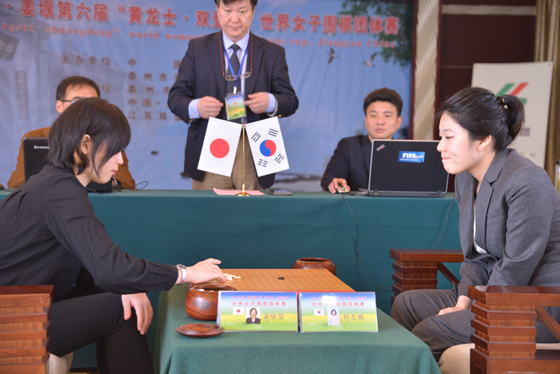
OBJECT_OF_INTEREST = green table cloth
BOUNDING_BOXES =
[0,189,460,369]
[153,285,441,374]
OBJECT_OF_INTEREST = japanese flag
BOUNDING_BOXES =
[233,307,245,315]
[198,118,242,177]
[314,309,324,316]
[245,117,289,177]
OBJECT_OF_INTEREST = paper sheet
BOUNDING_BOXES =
[213,188,265,196]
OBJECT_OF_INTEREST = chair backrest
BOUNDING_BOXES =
[389,248,463,305]
[469,285,560,374]
[390,249,560,374]
[0,285,54,374]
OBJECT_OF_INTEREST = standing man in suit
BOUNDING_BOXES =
[7,76,135,189]
[168,0,298,190]
[321,88,403,193]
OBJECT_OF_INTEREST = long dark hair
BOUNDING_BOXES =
[48,98,131,175]
[437,87,524,151]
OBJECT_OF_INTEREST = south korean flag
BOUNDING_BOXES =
[314,309,324,316]
[245,117,289,177]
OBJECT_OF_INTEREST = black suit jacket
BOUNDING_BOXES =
[320,135,371,191]
[168,31,298,188]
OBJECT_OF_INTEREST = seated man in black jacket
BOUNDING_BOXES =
[321,88,403,193]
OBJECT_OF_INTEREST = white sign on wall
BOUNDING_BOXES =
[472,62,553,167]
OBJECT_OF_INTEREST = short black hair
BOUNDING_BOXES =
[215,0,258,9]
[56,76,100,101]
[437,87,524,152]
[48,98,131,176]
[363,88,403,117]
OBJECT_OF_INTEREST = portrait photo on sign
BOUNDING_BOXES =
[327,308,340,326]
[246,307,261,324]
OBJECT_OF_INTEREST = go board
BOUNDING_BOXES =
[195,269,354,293]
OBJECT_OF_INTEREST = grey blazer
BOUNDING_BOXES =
[455,148,560,300]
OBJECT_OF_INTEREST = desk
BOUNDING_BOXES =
[0,190,460,368]
[153,285,441,374]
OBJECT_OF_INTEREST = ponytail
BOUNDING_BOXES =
[437,87,525,151]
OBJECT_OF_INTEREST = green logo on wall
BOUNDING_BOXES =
[496,83,528,105]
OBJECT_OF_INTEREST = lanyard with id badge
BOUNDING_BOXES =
[222,34,252,121]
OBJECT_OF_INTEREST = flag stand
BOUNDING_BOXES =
[236,123,251,196]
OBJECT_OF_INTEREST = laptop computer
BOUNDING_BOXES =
[368,140,448,197]
[23,137,49,182]
[23,137,113,192]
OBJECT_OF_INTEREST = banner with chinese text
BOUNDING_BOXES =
[0,0,413,190]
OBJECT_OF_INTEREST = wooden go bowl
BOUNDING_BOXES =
[293,257,337,276]
[185,284,236,321]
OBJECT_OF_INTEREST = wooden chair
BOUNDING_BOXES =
[0,285,72,374]
[390,249,560,374]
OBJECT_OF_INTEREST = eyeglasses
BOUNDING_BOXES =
[223,71,253,81]
[219,32,253,80]
[58,97,87,104]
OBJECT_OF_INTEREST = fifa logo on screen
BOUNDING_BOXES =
[398,151,425,163]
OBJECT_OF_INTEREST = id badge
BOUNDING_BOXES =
[225,92,246,121]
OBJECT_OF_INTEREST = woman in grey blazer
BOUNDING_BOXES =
[391,87,560,360]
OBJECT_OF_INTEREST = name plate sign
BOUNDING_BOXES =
[217,291,298,332]
[299,292,378,332]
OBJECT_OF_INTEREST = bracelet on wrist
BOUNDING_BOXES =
[176,264,188,285]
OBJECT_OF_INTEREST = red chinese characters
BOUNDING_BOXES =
[292,14,305,32]
[260,13,274,31]
[384,16,399,35]
[354,15,368,34]
[308,15,321,32]
[369,16,383,35]
[39,1,55,19]
[338,14,352,34]
[212,11,220,28]
[94,4,107,22]
[20,0,36,17]
[76,2,91,21]
[129,6,142,24]
[146,7,160,26]
[196,10,209,28]
[163,8,177,27]
[57,1,72,20]
[277,13,289,32]
[323,15,336,34]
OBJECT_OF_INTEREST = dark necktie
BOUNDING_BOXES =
[226,44,241,94]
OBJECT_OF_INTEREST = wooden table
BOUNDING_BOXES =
[196,268,355,292]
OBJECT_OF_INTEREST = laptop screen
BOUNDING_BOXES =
[22,137,112,192]
[368,140,448,197]
[23,137,49,182]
